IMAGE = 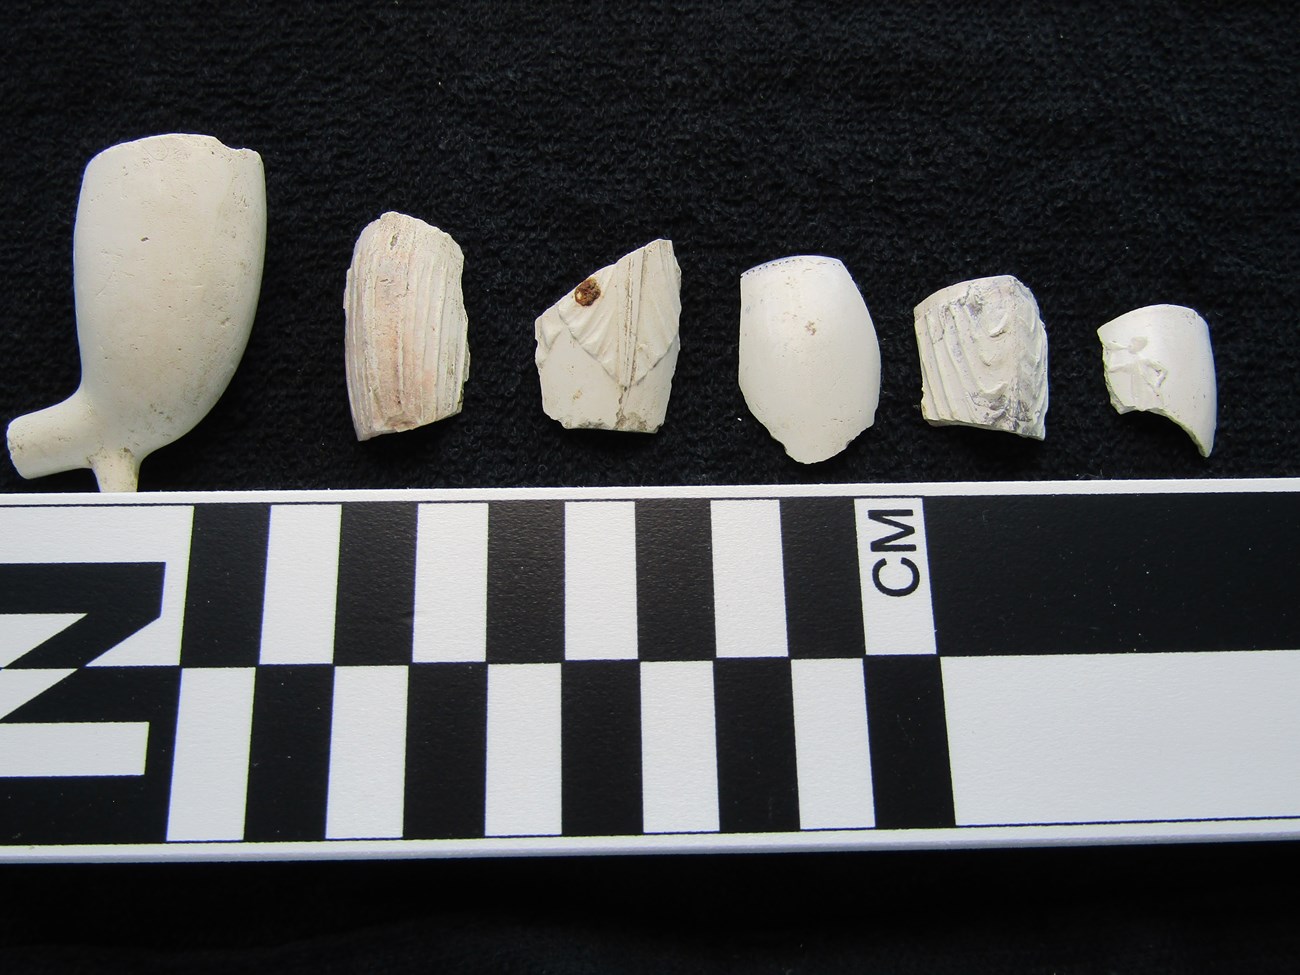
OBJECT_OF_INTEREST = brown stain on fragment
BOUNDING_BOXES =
[574,277,601,306]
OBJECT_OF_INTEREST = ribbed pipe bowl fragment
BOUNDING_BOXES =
[913,275,1049,440]
[343,212,471,441]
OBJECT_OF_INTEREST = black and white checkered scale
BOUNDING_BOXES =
[1,486,1298,852]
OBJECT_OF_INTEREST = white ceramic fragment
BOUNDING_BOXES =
[913,275,1049,440]
[6,134,266,492]
[1097,304,1217,457]
[344,212,470,441]
[534,239,681,433]
[738,255,881,464]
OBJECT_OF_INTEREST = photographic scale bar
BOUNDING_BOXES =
[0,479,1298,861]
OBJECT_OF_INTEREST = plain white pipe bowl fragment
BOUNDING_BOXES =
[535,239,681,433]
[913,275,1049,440]
[6,133,266,492]
[344,212,470,441]
[738,255,881,464]
[1097,304,1217,457]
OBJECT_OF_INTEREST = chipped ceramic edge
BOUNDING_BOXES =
[1097,304,1217,457]
[534,238,681,433]
[913,274,1049,441]
[7,133,266,491]
[738,255,881,464]
[343,211,470,441]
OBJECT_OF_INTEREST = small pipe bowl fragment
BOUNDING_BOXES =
[738,255,881,464]
[535,239,681,433]
[913,274,1049,440]
[344,212,470,441]
[1097,304,1217,457]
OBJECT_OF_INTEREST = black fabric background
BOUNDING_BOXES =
[1,1,1298,971]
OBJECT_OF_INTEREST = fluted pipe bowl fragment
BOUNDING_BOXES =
[344,212,470,440]
[739,256,881,463]
[913,275,1049,440]
[6,134,266,492]
[1098,304,1216,456]
[535,239,681,433]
